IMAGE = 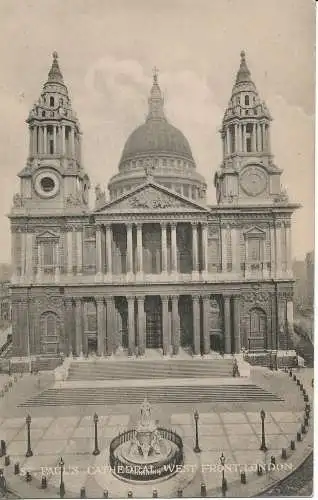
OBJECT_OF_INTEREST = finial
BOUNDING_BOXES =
[240,50,246,61]
[52,51,58,60]
[152,66,159,83]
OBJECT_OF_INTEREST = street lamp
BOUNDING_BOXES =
[260,409,267,451]
[25,414,33,457]
[93,413,100,456]
[220,452,227,496]
[193,409,201,453]
[59,457,65,499]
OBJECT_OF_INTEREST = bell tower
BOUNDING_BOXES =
[214,51,286,205]
[12,52,90,214]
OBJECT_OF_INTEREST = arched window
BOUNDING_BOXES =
[40,312,60,354]
[50,96,55,107]
[245,95,250,105]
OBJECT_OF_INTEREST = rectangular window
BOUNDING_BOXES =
[248,238,261,262]
[43,242,55,274]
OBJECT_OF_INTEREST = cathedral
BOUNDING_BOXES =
[9,51,299,360]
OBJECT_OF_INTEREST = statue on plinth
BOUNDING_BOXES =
[140,397,152,427]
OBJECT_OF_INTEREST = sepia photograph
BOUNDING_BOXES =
[0,0,315,498]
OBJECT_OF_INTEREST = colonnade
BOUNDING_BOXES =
[64,293,241,358]
[29,124,79,158]
[224,121,270,156]
[93,221,209,277]
[14,221,292,281]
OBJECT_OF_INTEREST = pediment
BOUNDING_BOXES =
[95,182,209,214]
[244,226,266,238]
[36,230,59,240]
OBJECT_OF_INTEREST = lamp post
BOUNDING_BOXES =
[220,452,227,495]
[260,409,267,451]
[59,457,65,499]
[93,413,100,456]
[25,414,33,457]
[193,409,201,453]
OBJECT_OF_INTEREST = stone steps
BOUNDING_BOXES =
[19,384,282,407]
[67,359,234,380]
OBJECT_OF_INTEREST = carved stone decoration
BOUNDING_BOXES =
[65,192,82,207]
[12,193,24,208]
[128,188,184,209]
[243,285,269,305]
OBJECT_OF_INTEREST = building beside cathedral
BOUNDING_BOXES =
[9,51,299,360]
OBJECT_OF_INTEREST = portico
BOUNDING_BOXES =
[66,292,241,358]
[92,220,209,279]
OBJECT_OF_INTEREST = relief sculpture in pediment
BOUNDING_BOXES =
[128,189,184,209]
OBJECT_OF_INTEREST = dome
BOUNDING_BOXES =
[120,118,194,164]
[108,69,207,204]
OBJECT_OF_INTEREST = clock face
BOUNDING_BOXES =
[240,167,267,196]
[34,170,60,198]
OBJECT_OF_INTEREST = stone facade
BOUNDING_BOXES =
[9,52,299,358]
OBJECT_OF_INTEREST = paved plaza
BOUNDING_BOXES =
[0,367,313,498]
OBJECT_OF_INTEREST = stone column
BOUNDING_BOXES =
[238,124,243,152]
[275,222,282,278]
[106,297,114,355]
[36,243,42,280]
[95,224,103,280]
[126,223,133,277]
[25,233,33,278]
[286,223,292,275]
[242,123,246,152]
[234,123,239,153]
[136,223,143,278]
[70,128,75,157]
[64,297,74,355]
[66,230,73,275]
[137,296,145,356]
[232,295,241,353]
[161,222,168,274]
[105,224,113,279]
[270,224,276,277]
[192,222,199,277]
[76,229,83,275]
[54,241,60,282]
[43,126,47,154]
[53,125,57,154]
[226,127,231,155]
[127,296,135,356]
[61,125,66,154]
[171,223,178,273]
[221,225,227,273]
[171,295,180,355]
[161,296,170,356]
[201,223,209,275]
[266,124,271,152]
[20,232,26,279]
[96,297,104,356]
[231,226,240,273]
[251,122,256,151]
[75,298,83,356]
[223,295,232,354]
[257,123,262,152]
[192,295,201,356]
[202,295,210,355]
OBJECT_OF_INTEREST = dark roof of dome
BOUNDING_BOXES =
[120,118,194,163]
[119,70,194,165]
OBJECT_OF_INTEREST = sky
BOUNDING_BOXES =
[0,0,315,262]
